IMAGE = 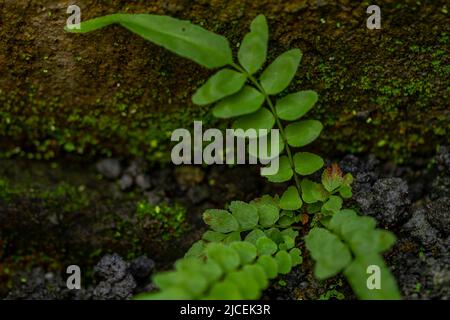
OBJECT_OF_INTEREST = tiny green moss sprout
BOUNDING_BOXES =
[136,201,187,240]
[69,13,400,300]
[0,178,11,200]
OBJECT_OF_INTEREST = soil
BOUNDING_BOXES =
[1,0,449,163]
[1,146,449,300]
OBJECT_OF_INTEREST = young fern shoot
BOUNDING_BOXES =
[67,13,401,300]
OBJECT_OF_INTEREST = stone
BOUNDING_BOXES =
[96,159,121,179]
[119,174,134,191]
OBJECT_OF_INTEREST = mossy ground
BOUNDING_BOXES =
[0,0,449,300]
[0,0,448,164]
[0,160,191,296]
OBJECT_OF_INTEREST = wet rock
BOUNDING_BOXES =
[436,146,450,173]
[93,253,128,283]
[339,155,380,200]
[187,185,210,204]
[91,254,136,300]
[354,177,410,228]
[402,206,439,246]
[142,282,157,293]
[426,197,450,236]
[136,174,152,191]
[431,147,450,200]
[92,274,136,300]
[71,287,94,300]
[119,174,134,191]
[430,175,450,200]
[390,242,450,300]
[5,268,68,300]
[124,158,146,177]
[129,256,155,282]
[96,159,122,179]
[339,154,380,179]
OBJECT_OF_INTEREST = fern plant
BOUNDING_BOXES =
[67,13,401,300]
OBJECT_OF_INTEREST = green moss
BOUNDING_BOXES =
[136,201,188,240]
[0,1,448,164]
[39,182,90,212]
[319,280,346,300]
[0,178,11,200]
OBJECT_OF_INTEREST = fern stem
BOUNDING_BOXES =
[231,63,301,192]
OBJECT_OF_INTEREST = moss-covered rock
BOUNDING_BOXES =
[1,0,449,163]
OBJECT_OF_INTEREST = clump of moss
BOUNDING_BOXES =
[0,178,11,201]
[136,201,188,240]
[39,182,90,213]
[0,1,448,164]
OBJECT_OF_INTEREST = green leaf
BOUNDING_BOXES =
[223,231,241,244]
[280,210,295,217]
[67,14,233,69]
[175,257,203,272]
[260,49,302,95]
[293,152,324,175]
[321,195,343,216]
[276,90,318,121]
[301,179,329,204]
[340,217,377,242]
[64,14,119,33]
[289,248,303,267]
[257,255,279,279]
[281,228,299,240]
[226,270,260,299]
[285,120,323,147]
[321,164,344,192]
[248,131,285,161]
[343,173,354,185]
[203,231,227,242]
[265,228,284,244]
[206,243,241,273]
[244,229,266,245]
[153,270,208,295]
[203,209,239,233]
[238,15,268,75]
[327,209,358,235]
[201,260,223,283]
[212,86,265,118]
[254,201,280,227]
[373,230,397,253]
[305,228,352,280]
[135,287,193,300]
[277,215,296,228]
[230,241,257,264]
[232,108,275,138]
[243,264,269,290]
[256,237,278,255]
[175,258,222,285]
[339,185,353,198]
[307,202,322,214]
[193,69,247,105]
[185,240,206,258]
[343,254,401,300]
[275,251,292,274]
[257,195,279,207]
[279,186,302,210]
[280,235,295,250]
[229,201,259,231]
[262,156,293,183]
[208,281,243,300]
